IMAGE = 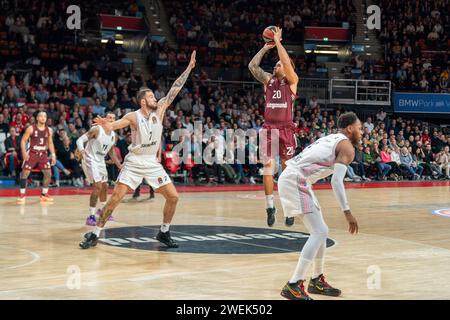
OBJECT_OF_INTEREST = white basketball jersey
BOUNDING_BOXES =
[128,109,162,160]
[286,133,349,184]
[85,125,116,164]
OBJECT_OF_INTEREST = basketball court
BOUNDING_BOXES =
[1,182,449,300]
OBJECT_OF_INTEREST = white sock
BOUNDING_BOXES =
[99,202,106,208]
[313,258,325,279]
[313,241,326,279]
[89,207,96,215]
[42,187,49,195]
[20,188,26,196]
[289,258,313,284]
[265,194,274,209]
[160,223,170,233]
[93,226,103,237]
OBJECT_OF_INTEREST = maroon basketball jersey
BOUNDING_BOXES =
[264,77,295,126]
[29,125,49,153]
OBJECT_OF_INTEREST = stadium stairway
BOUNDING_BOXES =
[353,0,383,59]
[144,0,178,49]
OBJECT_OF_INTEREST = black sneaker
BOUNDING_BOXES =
[308,274,342,297]
[79,232,99,249]
[281,280,313,300]
[156,230,179,248]
[285,216,295,227]
[266,207,277,227]
[132,189,140,199]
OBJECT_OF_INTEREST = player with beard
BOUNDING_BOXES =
[79,51,196,249]
[278,112,361,300]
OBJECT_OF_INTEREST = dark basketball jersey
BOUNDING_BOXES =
[29,125,49,153]
[264,77,295,126]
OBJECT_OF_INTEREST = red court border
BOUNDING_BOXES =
[0,181,449,197]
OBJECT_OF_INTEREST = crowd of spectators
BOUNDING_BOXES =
[1,62,449,186]
[354,0,449,93]
[150,0,356,80]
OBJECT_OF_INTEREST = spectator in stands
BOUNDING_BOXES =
[400,146,422,179]
[363,145,377,179]
[9,113,26,135]
[351,144,369,181]
[373,142,391,180]
[436,146,450,178]
[376,108,387,123]
[3,127,20,177]
[56,136,84,187]
[423,143,441,178]
[92,98,105,116]
[0,114,9,134]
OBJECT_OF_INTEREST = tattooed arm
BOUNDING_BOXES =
[157,51,196,117]
[272,26,298,90]
[248,43,274,85]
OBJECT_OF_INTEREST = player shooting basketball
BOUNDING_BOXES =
[248,26,298,227]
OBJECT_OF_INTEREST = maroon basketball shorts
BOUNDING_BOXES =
[23,151,50,171]
[260,124,297,161]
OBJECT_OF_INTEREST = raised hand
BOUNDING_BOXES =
[273,26,283,44]
[263,43,276,51]
[94,116,107,126]
[94,116,113,132]
[188,50,196,70]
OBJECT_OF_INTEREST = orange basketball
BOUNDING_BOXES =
[262,26,277,44]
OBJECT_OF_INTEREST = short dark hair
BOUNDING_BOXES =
[137,87,153,104]
[337,112,358,129]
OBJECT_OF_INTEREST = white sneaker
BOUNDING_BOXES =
[249,177,256,184]
[344,177,352,182]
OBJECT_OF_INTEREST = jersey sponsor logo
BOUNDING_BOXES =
[432,208,450,217]
[267,102,288,109]
[99,225,336,254]
[140,141,157,148]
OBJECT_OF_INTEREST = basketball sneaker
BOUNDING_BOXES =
[79,232,99,249]
[16,196,26,204]
[285,216,295,227]
[85,214,96,226]
[266,207,277,227]
[95,208,114,221]
[156,230,179,248]
[307,274,341,297]
[280,280,313,300]
[40,194,54,203]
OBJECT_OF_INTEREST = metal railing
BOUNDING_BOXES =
[329,79,391,105]
[161,76,391,107]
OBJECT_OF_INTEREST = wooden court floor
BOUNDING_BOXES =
[0,185,449,300]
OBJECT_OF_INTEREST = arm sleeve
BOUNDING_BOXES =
[76,134,88,151]
[331,163,350,211]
